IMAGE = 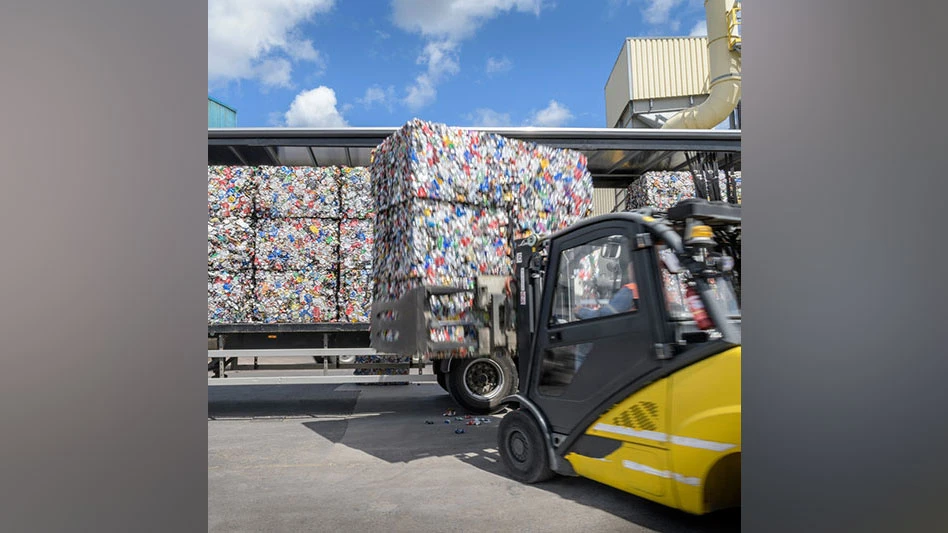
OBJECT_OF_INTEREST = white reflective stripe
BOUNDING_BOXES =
[592,423,668,443]
[592,423,737,452]
[670,435,736,452]
[622,460,701,487]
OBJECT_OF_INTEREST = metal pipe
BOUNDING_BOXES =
[663,0,741,130]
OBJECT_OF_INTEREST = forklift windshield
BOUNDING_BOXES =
[550,234,638,325]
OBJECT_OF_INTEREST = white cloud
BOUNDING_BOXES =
[255,58,293,88]
[525,100,573,127]
[287,39,322,63]
[392,0,542,41]
[357,85,397,110]
[393,0,544,109]
[641,0,684,25]
[486,56,513,75]
[689,19,706,36]
[466,108,513,127]
[419,40,461,79]
[284,86,348,127]
[404,74,438,110]
[361,87,388,106]
[208,0,334,88]
[403,39,461,110]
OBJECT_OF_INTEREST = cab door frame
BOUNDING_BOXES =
[527,221,667,435]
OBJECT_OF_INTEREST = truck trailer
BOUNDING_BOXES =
[207,126,741,420]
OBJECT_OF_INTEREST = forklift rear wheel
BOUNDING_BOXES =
[446,352,517,415]
[498,409,554,483]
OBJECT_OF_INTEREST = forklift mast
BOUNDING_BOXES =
[513,236,547,391]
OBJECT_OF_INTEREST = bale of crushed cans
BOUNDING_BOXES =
[253,268,338,323]
[370,119,592,240]
[208,166,257,218]
[509,145,593,237]
[339,268,373,323]
[339,166,375,219]
[339,219,374,269]
[208,217,255,270]
[368,119,594,359]
[372,199,512,288]
[256,166,340,218]
[370,119,593,300]
[625,171,742,211]
[208,270,253,323]
[352,354,411,380]
[254,218,339,271]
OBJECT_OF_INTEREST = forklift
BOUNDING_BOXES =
[496,197,741,515]
[370,178,741,515]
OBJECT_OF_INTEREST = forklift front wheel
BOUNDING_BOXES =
[498,409,554,484]
[446,352,517,415]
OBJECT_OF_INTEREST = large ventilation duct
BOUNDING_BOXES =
[663,0,741,129]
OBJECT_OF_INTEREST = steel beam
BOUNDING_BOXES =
[208,374,438,386]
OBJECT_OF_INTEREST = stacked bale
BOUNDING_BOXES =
[369,119,594,358]
[338,168,375,323]
[253,167,340,323]
[625,170,742,210]
[208,166,256,323]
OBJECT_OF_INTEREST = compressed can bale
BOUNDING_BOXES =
[255,218,338,271]
[254,269,338,323]
[509,143,593,238]
[352,354,411,378]
[372,199,512,289]
[370,119,592,225]
[208,166,256,218]
[256,166,340,218]
[339,268,372,323]
[208,270,253,323]
[626,171,742,211]
[339,219,374,269]
[339,167,375,219]
[626,172,696,210]
[370,119,510,211]
[369,120,592,306]
[208,217,255,270]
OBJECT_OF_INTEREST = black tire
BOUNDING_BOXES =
[498,409,554,484]
[435,368,448,392]
[446,352,517,415]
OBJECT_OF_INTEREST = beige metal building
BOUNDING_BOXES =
[605,36,740,130]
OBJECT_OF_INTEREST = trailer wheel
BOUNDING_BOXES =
[436,370,448,392]
[446,352,517,415]
[498,409,553,483]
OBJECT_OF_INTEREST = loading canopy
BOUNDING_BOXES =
[208,127,740,189]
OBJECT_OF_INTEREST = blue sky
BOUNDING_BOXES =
[208,0,710,128]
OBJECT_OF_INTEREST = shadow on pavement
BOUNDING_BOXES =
[210,384,739,532]
[207,384,361,419]
[307,408,737,531]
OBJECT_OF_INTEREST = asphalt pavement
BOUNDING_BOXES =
[208,382,740,533]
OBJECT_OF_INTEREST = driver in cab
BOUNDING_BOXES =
[574,261,638,319]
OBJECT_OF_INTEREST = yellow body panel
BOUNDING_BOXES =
[565,346,741,515]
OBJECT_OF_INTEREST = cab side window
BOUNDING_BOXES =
[548,234,637,326]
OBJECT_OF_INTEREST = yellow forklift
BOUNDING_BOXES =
[496,198,741,515]
[371,197,741,514]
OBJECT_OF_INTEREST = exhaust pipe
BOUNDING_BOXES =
[663,0,741,129]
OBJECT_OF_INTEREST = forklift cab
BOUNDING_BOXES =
[502,202,741,515]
